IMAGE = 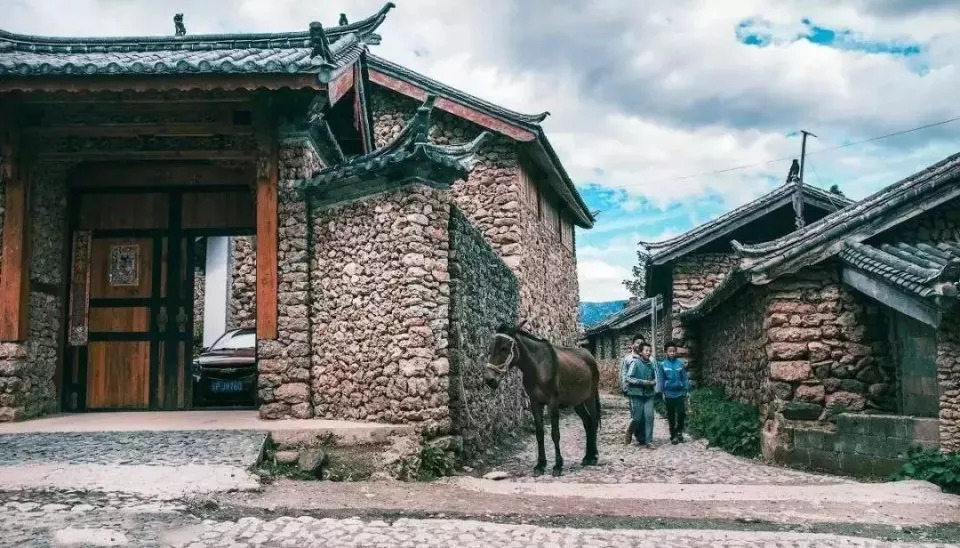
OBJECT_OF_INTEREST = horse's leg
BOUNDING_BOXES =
[550,402,563,476]
[532,402,547,476]
[574,403,597,466]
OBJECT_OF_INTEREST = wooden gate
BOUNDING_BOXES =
[64,170,254,411]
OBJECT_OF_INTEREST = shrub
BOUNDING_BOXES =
[687,387,761,458]
[415,444,456,482]
[892,447,960,494]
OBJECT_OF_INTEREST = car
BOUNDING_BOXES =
[192,328,257,407]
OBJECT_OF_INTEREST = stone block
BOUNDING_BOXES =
[794,384,825,403]
[767,342,808,360]
[770,361,811,382]
[839,379,866,393]
[782,402,823,421]
[826,391,866,411]
[912,418,941,446]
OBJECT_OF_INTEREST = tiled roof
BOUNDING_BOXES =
[0,3,394,81]
[305,95,489,199]
[585,296,663,336]
[733,152,960,283]
[839,241,960,300]
[640,183,851,265]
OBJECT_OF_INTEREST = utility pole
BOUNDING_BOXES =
[793,130,817,229]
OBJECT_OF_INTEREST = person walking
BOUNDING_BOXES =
[659,340,690,445]
[619,338,645,445]
[625,341,658,449]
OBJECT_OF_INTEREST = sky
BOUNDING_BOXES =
[5,0,960,302]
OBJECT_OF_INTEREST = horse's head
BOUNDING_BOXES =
[483,326,519,389]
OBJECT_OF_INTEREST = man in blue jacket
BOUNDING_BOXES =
[658,340,690,444]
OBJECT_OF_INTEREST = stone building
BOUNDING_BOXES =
[589,169,850,379]
[582,296,665,393]
[0,6,592,455]
[681,152,960,474]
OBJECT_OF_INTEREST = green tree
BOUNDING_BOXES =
[621,248,648,298]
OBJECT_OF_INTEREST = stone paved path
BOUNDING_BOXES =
[166,516,955,547]
[494,397,849,484]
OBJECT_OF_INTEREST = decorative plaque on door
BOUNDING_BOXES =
[108,244,140,287]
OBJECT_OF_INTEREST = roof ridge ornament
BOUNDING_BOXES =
[339,14,349,26]
[174,13,186,37]
[309,22,333,63]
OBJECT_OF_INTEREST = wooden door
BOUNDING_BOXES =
[70,191,195,410]
[891,311,939,417]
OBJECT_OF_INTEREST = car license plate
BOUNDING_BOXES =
[210,380,244,393]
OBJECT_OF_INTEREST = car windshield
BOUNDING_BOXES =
[210,331,255,351]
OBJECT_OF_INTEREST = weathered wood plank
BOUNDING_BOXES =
[254,99,279,340]
[0,115,30,341]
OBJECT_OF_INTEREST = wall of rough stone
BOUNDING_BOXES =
[872,197,960,246]
[370,85,581,348]
[0,164,67,421]
[937,306,960,452]
[257,139,320,420]
[671,253,739,363]
[763,265,895,422]
[309,184,452,434]
[447,207,523,457]
[228,235,256,330]
[695,284,768,405]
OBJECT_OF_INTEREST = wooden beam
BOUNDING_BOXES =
[0,114,30,341]
[841,266,942,328]
[36,150,256,162]
[0,74,323,94]
[69,162,256,189]
[328,65,355,106]
[23,124,255,138]
[254,99,278,340]
[368,70,538,142]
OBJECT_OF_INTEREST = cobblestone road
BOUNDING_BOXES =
[167,516,954,547]
[494,397,849,484]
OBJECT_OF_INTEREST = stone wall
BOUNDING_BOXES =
[309,184,452,434]
[671,252,739,361]
[937,306,960,452]
[228,235,256,330]
[783,414,940,477]
[0,164,67,421]
[447,207,523,457]
[695,284,768,405]
[371,85,581,348]
[257,139,320,420]
[763,265,894,422]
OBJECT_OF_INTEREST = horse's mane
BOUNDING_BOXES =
[496,323,550,344]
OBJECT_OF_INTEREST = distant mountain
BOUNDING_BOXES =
[579,300,628,328]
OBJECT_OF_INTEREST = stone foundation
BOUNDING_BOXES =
[776,414,940,477]
[257,139,320,420]
[309,184,452,433]
[448,207,523,458]
[937,307,960,452]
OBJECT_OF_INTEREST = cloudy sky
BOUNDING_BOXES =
[6,0,960,302]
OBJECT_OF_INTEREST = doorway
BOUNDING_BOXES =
[63,166,255,412]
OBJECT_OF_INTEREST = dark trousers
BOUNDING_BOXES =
[665,396,686,439]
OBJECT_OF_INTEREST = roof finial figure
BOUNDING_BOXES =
[309,21,333,62]
[339,13,349,26]
[174,13,186,37]
[786,159,800,185]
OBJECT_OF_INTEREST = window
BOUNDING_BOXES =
[542,196,557,234]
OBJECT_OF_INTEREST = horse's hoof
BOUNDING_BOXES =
[581,457,598,466]
[532,467,545,477]
[551,467,563,477]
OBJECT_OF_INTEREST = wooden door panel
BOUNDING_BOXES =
[89,307,150,332]
[181,190,254,229]
[78,193,169,230]
[87,341,150,409]
[89,238,154,299]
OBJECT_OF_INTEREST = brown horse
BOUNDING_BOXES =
[483,324,601,477]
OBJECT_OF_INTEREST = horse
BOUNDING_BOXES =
[483,324,601,477]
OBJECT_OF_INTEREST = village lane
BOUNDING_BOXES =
[489,396,848,485]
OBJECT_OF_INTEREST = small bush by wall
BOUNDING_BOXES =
[688,387,761,458]
[892,448,960,494]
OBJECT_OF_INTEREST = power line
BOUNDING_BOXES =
[638,115,960,186]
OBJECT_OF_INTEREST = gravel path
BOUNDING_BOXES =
[494,396,851,485]
[165,516,956,547]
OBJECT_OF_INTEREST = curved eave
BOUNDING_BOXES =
[0,2,395,52]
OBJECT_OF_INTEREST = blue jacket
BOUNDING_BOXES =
[658,357,690,399]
